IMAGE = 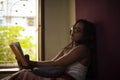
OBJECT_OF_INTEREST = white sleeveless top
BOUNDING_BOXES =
[67,62,88,80]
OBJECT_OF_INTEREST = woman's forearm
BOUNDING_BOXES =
[29,60,58,67]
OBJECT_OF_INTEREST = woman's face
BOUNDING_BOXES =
[70,22,84,42]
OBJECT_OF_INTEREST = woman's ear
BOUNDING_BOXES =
[25,54,30,61]
[84,35,95,44]
[82,35,89,40]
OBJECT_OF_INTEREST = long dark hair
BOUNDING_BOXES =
[65,19,97,80]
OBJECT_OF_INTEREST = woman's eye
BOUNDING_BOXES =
[75,29,78,32]
[77,29,81,32]
[70,27,81,33]
[74,29,81,32]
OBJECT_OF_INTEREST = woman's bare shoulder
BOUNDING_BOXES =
[75,44,88,51]
[73,44,90,57]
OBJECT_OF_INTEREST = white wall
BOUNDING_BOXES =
[45,0,75,60]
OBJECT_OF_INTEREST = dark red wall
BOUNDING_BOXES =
[75,0,120,80]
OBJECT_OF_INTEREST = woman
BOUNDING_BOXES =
[5,19,96,80]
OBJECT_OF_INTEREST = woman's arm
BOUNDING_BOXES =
[29,45,89,67]
[28,49,65,67]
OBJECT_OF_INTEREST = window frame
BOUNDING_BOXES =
[0,0,44,70]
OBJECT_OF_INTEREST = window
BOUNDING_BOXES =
[0,0,41,67]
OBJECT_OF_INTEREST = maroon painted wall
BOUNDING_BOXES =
[75,0,120,80]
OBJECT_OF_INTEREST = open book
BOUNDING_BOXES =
[9,42,29,67]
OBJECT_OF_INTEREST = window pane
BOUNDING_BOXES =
[0,0,38,65]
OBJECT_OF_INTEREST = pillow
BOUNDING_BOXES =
[32,66,66,78]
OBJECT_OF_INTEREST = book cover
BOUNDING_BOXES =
[9,42,29,67]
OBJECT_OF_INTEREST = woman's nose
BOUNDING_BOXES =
[71,32,74,37]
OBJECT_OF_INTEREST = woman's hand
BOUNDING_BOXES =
[15,54,32,69]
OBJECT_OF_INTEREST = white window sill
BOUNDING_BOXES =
[0,68,19,72]
[0,68,19,73]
